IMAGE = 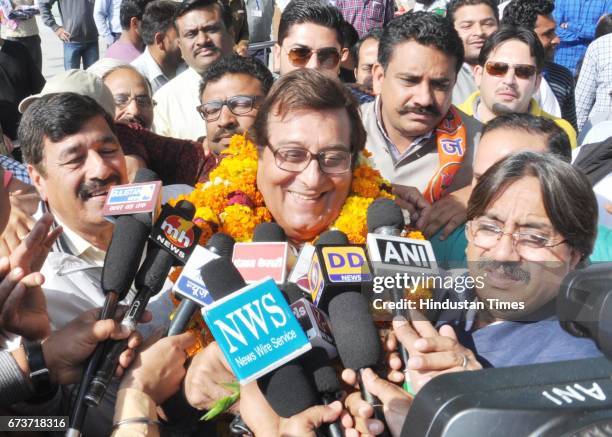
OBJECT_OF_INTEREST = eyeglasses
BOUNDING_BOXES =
[467,218,567,256]
[197,95,263,121]
[113,94,155,109]
[484,61,537,79]
[267,145,352,174]
[284,47,341,69]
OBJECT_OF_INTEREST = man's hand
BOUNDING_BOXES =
[120,331,195,405]
[41,307,150,385]
[184,341,239,412]
[389,316,481,394]
[54,27,71,42]
[392,185,430,225]
[0,189,41,257]
[416,186,471,239]
[279,401,344,437]
[9,213,62,274]
[342,368,412,437]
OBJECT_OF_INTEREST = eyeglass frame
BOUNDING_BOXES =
[266,144,353,175]
[466,218,568,256]
[113,93,156,110]
[196,95,264,121]
[283,46,342,69]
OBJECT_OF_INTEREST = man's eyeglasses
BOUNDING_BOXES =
[466,218,567,256]
[284,47,341,70]
[113,94,155,109]
[267,145,352,174]
[197,95,263,121]
[484,61,537,79]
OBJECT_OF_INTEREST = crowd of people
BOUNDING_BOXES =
[0,0,611,435]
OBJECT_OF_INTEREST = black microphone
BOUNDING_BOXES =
[201,256,248,300]
[84,200,197,407]
[253,222,287,242]
[329,291,391,437]
[67,168,159,436]
[167,232,235,336]
[302,347,345,437]
[316,230,350,245]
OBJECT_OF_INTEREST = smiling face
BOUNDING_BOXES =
[474,39,541,122]
[28,115,127,244]
[103,67,154,129]
[256,108,352,243]
[453,3,498,65]
[175,5,233,74]
[373,40,456,149]
[466,176,580,320]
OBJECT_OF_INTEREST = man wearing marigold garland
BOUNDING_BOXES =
[363,11,482,243]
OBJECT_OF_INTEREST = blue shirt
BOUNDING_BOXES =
[553,0,612,74]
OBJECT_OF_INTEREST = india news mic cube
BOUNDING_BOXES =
[204,277,311,384]
[308,244,373,311]
[149,203,202,263]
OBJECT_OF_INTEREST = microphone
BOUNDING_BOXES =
[232,222,290,284]
[301,347,344,437]
[67,168,159,437]
[84,200,198,407]
[308,230,373,312]
[328,291,390,437]
[167,232,236,336]
[367,198,404,236]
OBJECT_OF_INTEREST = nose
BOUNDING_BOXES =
[85,149,114,181]
[298,155,326,188]
[195,29,211,46]
[217,105,238,128]
[305,51,320,70]
[412,81,434,108]
[551,33,560,46]
[125,97,139,116]
[501,67,518,86]
[474,22,484,36]
[488,233,521,262]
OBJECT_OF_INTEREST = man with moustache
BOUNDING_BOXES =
[102,65,155,130]
[362,11,482,239]
[153,0,234,140]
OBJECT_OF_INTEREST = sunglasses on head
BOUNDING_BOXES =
[485,61,537,79]
[285,47,341,69]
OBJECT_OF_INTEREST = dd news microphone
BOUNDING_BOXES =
[329,291,391,437]
[67,168,160,437]
[85,200,200,406]
[167,232,235,336]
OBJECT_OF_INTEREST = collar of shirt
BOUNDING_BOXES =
[134,47,168,86]
[53,215,107,268]
[374,95,434,162]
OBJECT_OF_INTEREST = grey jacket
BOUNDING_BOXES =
[39,0,98,43]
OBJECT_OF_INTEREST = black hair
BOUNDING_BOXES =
[19,93,116,175]
[446,0,499,26]
[595,13,612,39]
[199,54,275,98]
[120,0,152,30]
[502,0,554,30]
[378,11,464,73]
[174,0,232,32]
[482,113,571,162]
[468,151,597,260]
[140,0,181,46]
[341,20,359,50]
[352,27,384,66]
[478,25,545,72]
[278,0,344,46]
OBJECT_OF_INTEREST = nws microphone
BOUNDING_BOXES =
[232,222,290,284]
[167,232,235,336]
[67,168,159,437]
[329,291,391,437]
[84,200,198,406]
[308,230,373,312]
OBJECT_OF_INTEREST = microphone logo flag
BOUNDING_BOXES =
[102,181,162,216]
[173,245,220,306]
[150,204,201,261]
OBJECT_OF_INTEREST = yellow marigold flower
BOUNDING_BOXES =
[220,204,259,242]
[407,230,426,240]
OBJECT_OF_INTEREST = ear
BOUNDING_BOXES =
[534,73,542,90]
[154,32,165,50]
[474,64,483,87]
[340,47,349,64]
[273,43,281,73]
[28,164,48,202]
[372,62,385,95]
[130,16,139,32]
[568,248,582,271]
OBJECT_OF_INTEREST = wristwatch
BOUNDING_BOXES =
[23,339,55,396]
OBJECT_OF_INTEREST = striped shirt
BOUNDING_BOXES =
[544,61,577,130]
[336,0,395,38]
[575,34,612,132]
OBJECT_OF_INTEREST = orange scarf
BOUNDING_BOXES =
[423,106,468,203]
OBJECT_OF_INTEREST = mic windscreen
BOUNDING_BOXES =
[206,232,235,257]
[301,347,341,394]
[133,168,160,183]
[175,199,196,219]
[316,230,349,245]
[328,291,382,369]
[200,257,246,301]
[367,198,404,232]
[102,216,149,298]
[253,222,287,242]
[282,283,305,304]
[257,361,319,417]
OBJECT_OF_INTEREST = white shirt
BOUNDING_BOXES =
[153,67,207,141]
[131,47,173,94]
[535,76,562,118]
